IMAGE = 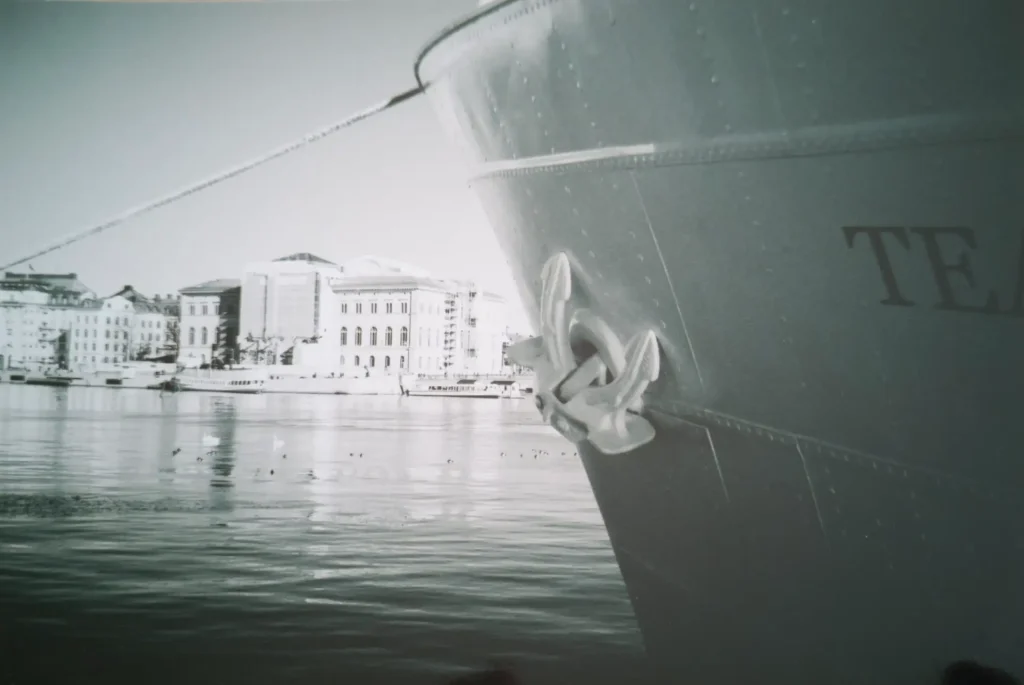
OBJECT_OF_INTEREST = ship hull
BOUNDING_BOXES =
[419,0,1024,682]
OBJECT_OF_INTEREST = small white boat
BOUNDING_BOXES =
[404,377,523,399]
[175,367,267,394]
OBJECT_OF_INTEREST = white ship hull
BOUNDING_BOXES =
[261,374,404,396]
[176,369,267,394]
[404,377,524,399]
[418,1,1024,682]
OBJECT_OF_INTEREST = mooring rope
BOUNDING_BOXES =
[0,84,426,272]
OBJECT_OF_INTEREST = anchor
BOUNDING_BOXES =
[506,252,661,455]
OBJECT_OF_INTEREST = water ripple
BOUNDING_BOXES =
[0,386,648,685]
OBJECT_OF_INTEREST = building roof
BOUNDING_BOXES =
[340,255,432,278]
[109,285,180,315]
[273,252,337,266]
[330,274,452,294]
[179,278,241,296]
[1,272,93,296]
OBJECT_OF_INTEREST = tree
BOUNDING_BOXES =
[163,319,180,356]
[243,333,281,365]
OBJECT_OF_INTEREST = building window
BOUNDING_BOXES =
[369,355,375,367]
[340,355,345,366]
[418,328,423,346]
[341,303,348,314]
[340,327,348,346]
[400,355,405,369]
[106,317,111,324]
[386,302,393,314]
[213,304,219,315]
[105,330,110,339]
[385,327,393,346]
[355,327,363,346]
[355,302,362,314]
[202,305,208,316]
[354,355,360,366]
[384,355,391,369]
[189,304,195,315]
[400,326,408,346]
[201,328,208,345]
[401,302,408,314]
[103,357,109,363]
[189,328,196,345]
[370,302,378,314]
[370,327,378,346]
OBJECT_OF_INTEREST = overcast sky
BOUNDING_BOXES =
[0,1,530,330]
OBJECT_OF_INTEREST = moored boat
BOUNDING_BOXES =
[417,1,1024,683]
[403,376,523,398]
[175,367,267,394]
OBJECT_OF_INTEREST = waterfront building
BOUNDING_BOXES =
[239,253,343,365]
[68,295,135,369]
[177,279,241,368]
[0,272,95,371]
[330,256,508,376]
[110,286,178,361]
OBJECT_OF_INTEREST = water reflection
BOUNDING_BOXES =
[0,386,644,685]
[156,395,180,486]
[206,398,237,515]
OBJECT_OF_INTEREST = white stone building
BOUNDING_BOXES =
[68,295,135,369]
[0,272,95,371]
[329,256,509,377]
[110,286,177,360]
[177,279,241,367]
[239,253,343,365]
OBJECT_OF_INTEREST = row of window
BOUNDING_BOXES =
[186,327,215,346]
[72,356,121,364]
[340,326,409,347]
[339,354,442,371]
[337,326,459,349]
[187,303,219,316]
[76,329,125,339]
[74,343,127,352]
[341,301,410,315]
[342,354,404,369]
[339,301,451,316]
[75,315,130,326]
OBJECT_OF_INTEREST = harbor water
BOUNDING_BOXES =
[0,385,648,685]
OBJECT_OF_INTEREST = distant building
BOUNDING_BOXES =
[0,272,95,306]
[239,253,343,365]
[110,286,178,361]
[67,295,137,369]
[0,272,96,371]
[177,279,241,368]
[330,256,508,376]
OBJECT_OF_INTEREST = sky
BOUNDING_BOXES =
[0,1,531,331]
